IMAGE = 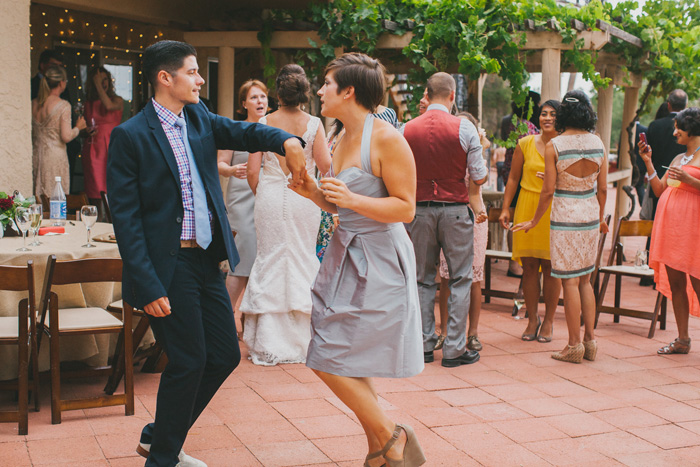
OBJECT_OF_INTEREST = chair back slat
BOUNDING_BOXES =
[0,262,33,292]
[100,191,112,223]
[618,219,654,238]
[47,256,123,286]
[66,193,89,212]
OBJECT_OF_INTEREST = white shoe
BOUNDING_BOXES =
[137,443,207,467]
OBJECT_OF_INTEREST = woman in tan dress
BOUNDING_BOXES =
[514,90,608,364]
[32,66,86,197]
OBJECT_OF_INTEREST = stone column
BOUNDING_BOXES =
[1,0,32,196]
[615,85,640,221]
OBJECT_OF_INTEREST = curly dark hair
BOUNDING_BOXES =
[555,90,597,133]
[674,107,700,136]
[276,64,310,107]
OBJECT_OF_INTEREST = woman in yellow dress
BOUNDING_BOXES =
[500,100,562,342]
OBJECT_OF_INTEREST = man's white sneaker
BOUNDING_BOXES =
[137,443,207,467]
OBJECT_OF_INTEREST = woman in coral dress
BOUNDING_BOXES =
[83,66,123,209]
[639,107,700,355]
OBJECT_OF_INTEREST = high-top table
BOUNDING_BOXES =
[0,221,121,380]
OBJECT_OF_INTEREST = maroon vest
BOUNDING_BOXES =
[403,109,468,203]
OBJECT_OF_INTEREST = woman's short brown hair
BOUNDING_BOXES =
[324,53,386,112]
[238,79,268,116]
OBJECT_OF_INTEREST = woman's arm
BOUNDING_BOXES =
[60,104,85,143]
[668,164,700,191]
[499,141,525,228]
[312,121,332,175]
[246,152,263,195]
[638,139,668,197]
[290,172,338,213]
[512,141,556,232]
[94,72,124,112]
[469,182,487,223]
[217,150,246,179]
[596,146,609,233]
[321,125,416,224]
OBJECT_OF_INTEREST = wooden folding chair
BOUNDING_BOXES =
[595,217,667,338]
[40,193,89,220]
[103,300,166,395]
[482,206,517,303]
[37,255,134,424]
[100,191,112,223]
[0,261,40,435]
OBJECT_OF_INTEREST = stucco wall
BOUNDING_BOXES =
[1,0,32,196]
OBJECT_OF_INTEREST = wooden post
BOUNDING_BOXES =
[217,46,235,119]
[218,46,235,195]
[467,74,487,124]
[615,85,640,222]
[541,48,561,102]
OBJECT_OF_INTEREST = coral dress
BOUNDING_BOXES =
[512,135,552,263]
[82,100,122,198]
[650,165,700,317]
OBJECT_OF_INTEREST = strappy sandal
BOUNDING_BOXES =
[382,424,426,467]
[521,317,541,341]
[364,450,386,467]
[434,335,445,351]
[658,338,691,355]
[467,335,482,351]
[537,323,553,343]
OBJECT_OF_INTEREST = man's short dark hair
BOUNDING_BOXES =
[426,72,455,101]
[668,89,688,112]
[38,49,62,66]
[674,107,700,136]
[143,40,197,89]
[555,90,597,133]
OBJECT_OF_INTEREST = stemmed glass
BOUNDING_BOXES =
[14,207,32,252]
[28,204,43,246]
[81,205,98,248]
[512,287,525,318]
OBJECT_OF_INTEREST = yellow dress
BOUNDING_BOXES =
[512,135,552,263]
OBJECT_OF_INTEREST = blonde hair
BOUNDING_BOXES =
[238,79,268,117]
[37,66,67,107]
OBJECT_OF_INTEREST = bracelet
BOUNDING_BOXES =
[647,170,658,181]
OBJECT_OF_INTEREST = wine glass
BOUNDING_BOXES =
[81,205,98,248]
[512,287,525,318]
[28,204,43,246]
[14,207,32,252]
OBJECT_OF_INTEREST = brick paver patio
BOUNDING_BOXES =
[4,252,700,466]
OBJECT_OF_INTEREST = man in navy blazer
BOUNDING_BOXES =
[107,40,306,467]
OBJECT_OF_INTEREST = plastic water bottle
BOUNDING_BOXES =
[50,176,67,226]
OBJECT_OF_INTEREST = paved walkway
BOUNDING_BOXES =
[4,250,700,466]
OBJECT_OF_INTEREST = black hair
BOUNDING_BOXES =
[555,90,597,133]
[540,99,560,114]
[655,100,670,120]
[143,40,197,89]
[668,89,688,112]
[38,49,63,66]
[276,64,310,106]
[674,107,700,137]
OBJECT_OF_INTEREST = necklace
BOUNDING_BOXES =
[680,143,700,165]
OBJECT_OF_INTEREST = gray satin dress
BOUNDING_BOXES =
[305,115,424,378]
[225,150,256,276]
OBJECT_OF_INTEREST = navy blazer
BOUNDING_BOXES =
[107,100,297,309]
[647,113,684,178]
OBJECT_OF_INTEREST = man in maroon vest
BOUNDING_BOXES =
[403,72,488,367]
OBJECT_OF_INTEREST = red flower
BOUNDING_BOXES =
[0,198,13,211]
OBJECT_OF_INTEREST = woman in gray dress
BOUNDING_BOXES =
[293,53,425,467]
[217,80,268,333]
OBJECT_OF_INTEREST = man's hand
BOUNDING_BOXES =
[144,296,171,317]
[283,138,307,187]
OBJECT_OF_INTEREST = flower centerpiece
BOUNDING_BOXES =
[0,191,35,238]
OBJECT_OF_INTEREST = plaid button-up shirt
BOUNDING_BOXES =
[153,98,210,241]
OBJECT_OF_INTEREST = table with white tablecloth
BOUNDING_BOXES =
[0,221,152,380]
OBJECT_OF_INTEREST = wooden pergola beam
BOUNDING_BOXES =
[185,29,613,51]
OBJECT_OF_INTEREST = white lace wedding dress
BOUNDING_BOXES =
[240,115,322,366]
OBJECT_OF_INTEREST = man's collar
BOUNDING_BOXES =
[427,103,450,113]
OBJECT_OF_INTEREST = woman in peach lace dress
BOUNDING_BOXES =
[639,107,700,355]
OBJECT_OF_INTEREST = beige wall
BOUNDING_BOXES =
[1,0,32,196]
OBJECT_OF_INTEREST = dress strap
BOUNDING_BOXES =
[360,114,374,174]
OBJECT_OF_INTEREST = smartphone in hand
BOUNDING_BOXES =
[639,132,647,145]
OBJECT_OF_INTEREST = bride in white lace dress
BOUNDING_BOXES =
[241,64,331,366]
